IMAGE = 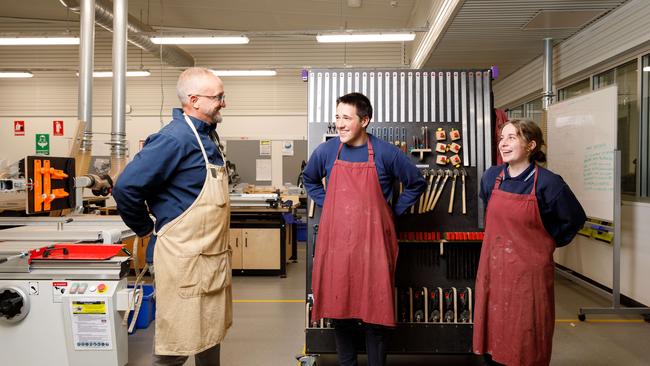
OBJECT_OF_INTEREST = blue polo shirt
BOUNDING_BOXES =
[303,134,426,216]
[480,163,586,247]
[112,108,224,261]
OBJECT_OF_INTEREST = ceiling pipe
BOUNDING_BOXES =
[78,0,94,155]
[542,38,554,110]
[59,0,195,67]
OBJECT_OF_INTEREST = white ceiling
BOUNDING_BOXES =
[0,0,630,79]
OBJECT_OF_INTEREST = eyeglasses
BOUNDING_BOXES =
[189,94,226,102]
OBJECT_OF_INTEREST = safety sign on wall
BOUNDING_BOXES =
[35,133,50,155]
[14,120,25,136]
[53,120,64,136]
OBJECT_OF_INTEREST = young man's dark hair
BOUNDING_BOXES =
[336,92,373,121]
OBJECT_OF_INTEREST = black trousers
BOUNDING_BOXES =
[333,319,390,366]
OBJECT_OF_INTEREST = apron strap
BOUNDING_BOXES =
[183,114,210,166]
[209,129,227,165]
[530,165,539,196]
[335,135,375,162]
[494,168,505,190]
[493,165,538,195]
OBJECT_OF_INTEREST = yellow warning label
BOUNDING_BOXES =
[72,301,107,314]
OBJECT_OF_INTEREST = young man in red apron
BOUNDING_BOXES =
[114,67,232,366]
[473,119,586,366]
[303,93,426,366]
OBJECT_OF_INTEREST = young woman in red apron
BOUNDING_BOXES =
[304,93,426,366]
[473,119,586,366]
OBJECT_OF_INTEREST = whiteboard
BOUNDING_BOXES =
[547,86,617,222]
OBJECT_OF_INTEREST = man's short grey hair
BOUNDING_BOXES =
[176,67,215,105]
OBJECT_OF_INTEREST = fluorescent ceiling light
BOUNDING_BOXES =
[210,70,277,77]
[316,33,416,43]
[151,36,249,45]
[644,66,650,72]
[0,71,33,78]
[76,70,151,77]
[0,37,79,45]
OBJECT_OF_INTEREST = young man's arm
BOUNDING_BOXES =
[391,151,427,216]
[303,144,328,207]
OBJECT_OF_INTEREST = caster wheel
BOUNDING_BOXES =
[578,314,586,322]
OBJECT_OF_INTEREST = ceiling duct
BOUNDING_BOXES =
[59,0,194,67]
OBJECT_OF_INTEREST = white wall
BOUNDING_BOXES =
[0,113,307,187]
[554,201,650,306]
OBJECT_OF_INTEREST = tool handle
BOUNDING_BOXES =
[0,257,7,264]
[462,177,466,215]
[448,180,456,214]
[431,185,444,210]
[308,200,315,218]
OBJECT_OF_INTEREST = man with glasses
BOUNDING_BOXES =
[113,67,231,366]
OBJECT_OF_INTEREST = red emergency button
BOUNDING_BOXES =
[97,283,107,293]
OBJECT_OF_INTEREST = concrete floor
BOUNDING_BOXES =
[127,245,650,366]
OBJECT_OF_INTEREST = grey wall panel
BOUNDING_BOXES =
[282,140,308,186]
[226,140,269,185]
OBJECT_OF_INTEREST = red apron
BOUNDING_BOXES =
[473,167,556,366]
[311,139,398,327]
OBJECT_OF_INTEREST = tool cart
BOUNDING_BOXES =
[300,69,495,365]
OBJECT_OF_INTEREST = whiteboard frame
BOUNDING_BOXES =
[547,85,617,222]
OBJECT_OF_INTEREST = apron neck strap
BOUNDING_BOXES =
[530,165,539,196]
[336,136,374,162]
[183,113,225,166]
[494,164,538,196]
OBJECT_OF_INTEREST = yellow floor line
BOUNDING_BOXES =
[233,299,305,303]
[556,318,645,323]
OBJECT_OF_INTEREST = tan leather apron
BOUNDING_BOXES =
[153,114,233,355]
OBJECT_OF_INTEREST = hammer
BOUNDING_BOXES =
[448,170,459,214]
[461,169,467,215]
[425,170,443,212]
[419,170,434,213]
[430,169,451,211]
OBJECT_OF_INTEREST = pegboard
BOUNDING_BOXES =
[304,68,494,356]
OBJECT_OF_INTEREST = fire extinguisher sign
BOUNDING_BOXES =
[14,120,25,136]
[53,120,64,136]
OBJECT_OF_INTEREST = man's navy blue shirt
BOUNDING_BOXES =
[480,163,586,247]
[112,108,223,261]
[303,134,426,216]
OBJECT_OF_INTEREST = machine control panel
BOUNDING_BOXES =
[66,282,108,295]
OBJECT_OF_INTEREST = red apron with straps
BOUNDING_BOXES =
[473,167,556,366]
[311,139,398,327]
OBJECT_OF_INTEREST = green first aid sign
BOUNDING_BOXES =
[35,133,50,155]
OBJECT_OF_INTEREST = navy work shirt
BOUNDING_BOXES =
[303,134,426,216]
[480,163,586,247]
[112,108,224,261]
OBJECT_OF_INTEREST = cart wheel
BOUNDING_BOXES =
[578,313,586,322]
[296,355,318,366]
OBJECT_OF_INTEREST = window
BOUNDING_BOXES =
[641,54,650,196]
[507,98,545,140]
[593,60,639,196]
[557,78,590,101]
[506,105,524,119]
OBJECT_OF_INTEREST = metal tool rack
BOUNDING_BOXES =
[303,69,494,361]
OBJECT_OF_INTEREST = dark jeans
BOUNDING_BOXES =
[152,343,221,366]
[333,319,390,366]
